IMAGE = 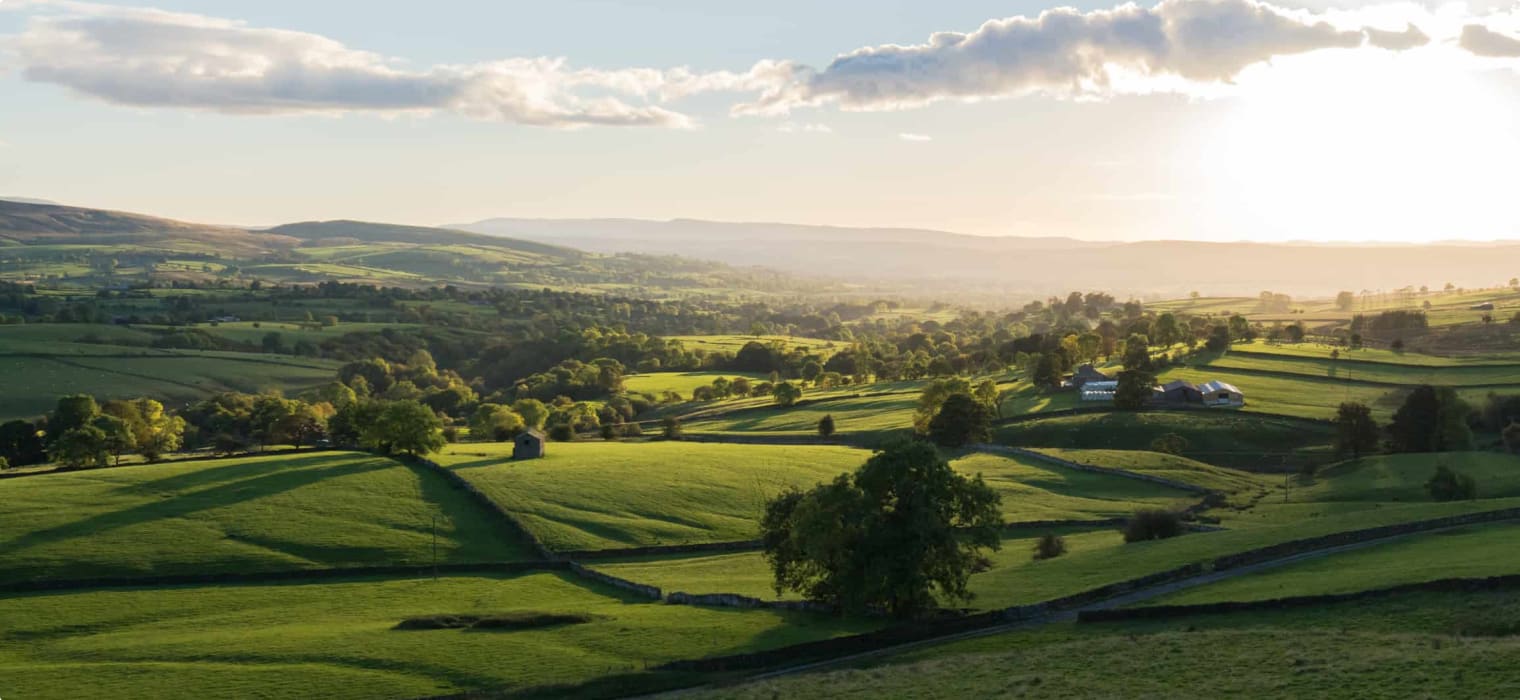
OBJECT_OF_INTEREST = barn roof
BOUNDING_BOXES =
[1197,380,1241,395]
[1161,380,1196,392]
[522,428,547,440]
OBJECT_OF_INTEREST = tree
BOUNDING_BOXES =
[661,416,683,440]
[1150,433,1188,456]
[1227,315,1252,341]
[1332,402,1380,460]
[273,404,326,450]
[1503,422,1520,454]
[927,393,991,448]
[470,404,526,441]
[91,414,136,466]
[973,379,1001,418]
[1388,385,1471,453]
[817,414,836,438]
[772,381,803,407]
[1205,324,1230,352]
[0,419,46,467]
[1032,534,1067,561]
[912,377,972,433]
[1032,353,1061,389]
[511,399,551,430]
[54,426,109,469]
[760,440,1002,618]
[50,394,100,436]
[1150,313,1180,348]
[362,401,445,456]
[105,398,184,461]
[1123,509,1184,542]
[1426,464,1477,501]
[1335,291,1356,311]
[547,424,576,442]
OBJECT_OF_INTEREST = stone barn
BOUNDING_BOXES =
[1197,380,1245,408]
[513,429,546,460]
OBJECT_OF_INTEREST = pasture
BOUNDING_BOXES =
[1288,452,1520,503]
[0,571,875,700]
[432,441,873,551]
[663,334,840,356]
[623,370,769,397]
[0,452,527,583]
[994,411,1335,471]
[1199,350,1520,387]
[1024,448,1275,495]
[1151,522,1520,606]
[951,451,1199,522]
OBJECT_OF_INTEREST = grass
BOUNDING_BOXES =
[0,571,877,700]
[432,441,873,551]
[950,451,1199,523]
[593,526,1126,602]
[623,370,769,397]
[1024,448,1276,495]
[663,334,840,356]
[1231,339,1520,366]
[1289,452,1520,503]
[994,411,1335,471]
[1150,522,1520,605]
[0,452,529,584]
[693,588,1520,698]
[1199,350,1520,386]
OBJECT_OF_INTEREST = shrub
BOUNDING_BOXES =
[547,424,575,442]
[1426,464,1477,501]
[662,416,683,440]
[620,422,644,438]
[599,424,618,441]
[818,414,836,438]
[441,426,459,443]
[1032,533,1067,561]
[0,456,9,470]
[1123,509,1184,543]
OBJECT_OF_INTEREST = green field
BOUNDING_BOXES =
[1232,340,1520,366]
[432,442,873,551]
[1199,350,1520,386]
[1284,452,1520,504]
[664,334,840,356]
[694,587,1520,699]
[623,370,769,397]
[0,571,876,700]
[1024,448,1276,495]
[0,452,527,584]
[1152,522,1520,606]
[994,411,1335,471]
[952,451,1198,522]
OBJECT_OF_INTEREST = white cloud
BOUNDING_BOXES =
[777,121,833,134]
[735,0,1438,115]
[1,1,753,128]
[898,133,932,142]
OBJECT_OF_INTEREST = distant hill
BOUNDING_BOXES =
[0,200,298,256]
[0,197,60,206]
[266,220,582,260]
[451,217,1520,298]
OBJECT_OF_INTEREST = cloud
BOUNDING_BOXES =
[777,121,833,134]
[1460,24,1520,58]
[898,133,932,142]
[736,0,1431,114]
[2,1,754,128]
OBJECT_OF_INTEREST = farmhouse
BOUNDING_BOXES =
[1079,380,1118,401]
[1067,364,1111,389]
[1197,380,1245,408]
[1158,380,1203,404]
[513,429,546,460]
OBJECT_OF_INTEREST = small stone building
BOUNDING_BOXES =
[1197,380,1245,408]
[1159,380,1203,404]
[513,429,546,460]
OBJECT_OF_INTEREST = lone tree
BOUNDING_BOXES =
[817,414,836,438]
[760,440,1003,618]
[1426,464,1477,501]
[927,393,991,448]
[1332,402,1380,460]
[1388,385,1471,453]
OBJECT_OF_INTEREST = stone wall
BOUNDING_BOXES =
[566,562,662,600]
[1212,506,1520,571]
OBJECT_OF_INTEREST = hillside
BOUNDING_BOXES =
[0,200,299,256]
[452,217,1520,298]
[266,220,582,259]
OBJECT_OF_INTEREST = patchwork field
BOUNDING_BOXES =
[663,334,840,356]
[0,571,876,700]
[0,452,528,584]
[1151,522,1520,606]
[432,442,873,551]
[1199,350,1520,387]
[623,370,769,397]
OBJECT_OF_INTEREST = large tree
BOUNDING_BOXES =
[1333,402,1380,460]
[0,420,46,467]
[760,440,1003,618]
[470,403,526,441]
[1388,385,1472,453]
[1113,333,1155,410]
[928,393,992,448]
[363,400,446,456]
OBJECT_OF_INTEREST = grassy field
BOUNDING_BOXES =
[951,451,1198,522]
[432,442,873,551]
[593,526,1126,602]
[0,452,529,583]
[1024,448,1277,495]
[663,334,840,356]
[1199,350,1520,386]
[1286,452,1520,503]
[1232,340,1520,366]
[694,587,1520,699]
[0,571,876,700]
[623,370,769,397]
[994,411,1335,471]
[1151,522,1520,606]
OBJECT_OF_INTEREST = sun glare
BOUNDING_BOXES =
[1201,45,1520,243]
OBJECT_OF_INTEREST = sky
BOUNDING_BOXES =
[3,0,1520,242]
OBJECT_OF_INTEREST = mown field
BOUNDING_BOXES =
[1152,522,1520,605]
[432,442,873,551]
[695,587,1520,698]
[0,571,876,700]
[0,452,527,583]
[623,370,769,397]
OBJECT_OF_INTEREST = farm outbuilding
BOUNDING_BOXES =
[1159,380,1203,404]
[1079,380,1118,401]
[1197,380,1245,407]
[513,429,547,460]
[1068,364,1111,389]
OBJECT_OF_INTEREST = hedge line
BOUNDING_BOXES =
[0,561,563,595]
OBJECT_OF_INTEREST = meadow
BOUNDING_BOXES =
[1151,522,1520,605]
[663,334,840,356]
[1199,350,1520,386]
[0,452,528,583]
[623,370,769,397]
[1287,452,1520,503]
[950,451,1198,522]
[994,411,1335,471]
[432,442,874,551]
[0,571,876,700]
